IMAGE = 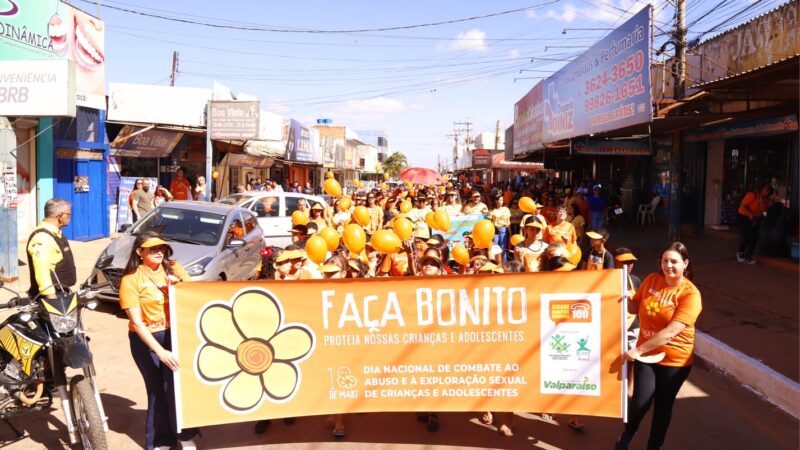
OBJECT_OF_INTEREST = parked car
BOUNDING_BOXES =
[89,201,265,302]
[217,191,325,247]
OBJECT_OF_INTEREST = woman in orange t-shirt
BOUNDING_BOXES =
[119,231,199,450]
[736,183,774,264]
[616,242,701,450]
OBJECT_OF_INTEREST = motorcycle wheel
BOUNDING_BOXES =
[69,375,108,450]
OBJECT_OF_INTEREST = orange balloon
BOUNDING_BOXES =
[408,188,415,197]
[323,178,342,197]
[452,245,469,265]
[565,243,583,266]
[326,172,335,179]
[425,211,437,229]
[472,219,495,249]
[446,182,453,189]
[380,182,387,190]
[318,227,341,252]
[352,178,359,185]
[370,229,402,254]
[304,235,328,264]
[343,224,366,254]
[519,196,537,213]
[291,210,308,226]
[459,175,466,181]
[510,234,525,246]
[393,216,413,240]
[353,206,370,226]
[400,199,412,214]
[338,196,352,212]
[433,209,450,232]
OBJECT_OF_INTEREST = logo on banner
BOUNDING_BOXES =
[549,334,571,361]
[576,337,591,361]
[194,288,316,413]
[549,300,592,323]
[543,376,598,392]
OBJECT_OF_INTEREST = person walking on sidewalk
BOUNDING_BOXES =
[616,241,702,450]
[736,183,774,264]
[26,198,76,298]
[119,232,200,450]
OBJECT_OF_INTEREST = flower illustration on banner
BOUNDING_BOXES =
[195,288,315,412]
[646,300,661,317]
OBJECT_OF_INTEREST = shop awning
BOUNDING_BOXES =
[220,152,275,168]
[492,152,544,170]
[244,140,285,158]
[110,125,183,158]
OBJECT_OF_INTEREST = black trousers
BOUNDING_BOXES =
[129,331,197,450]
[737,215,760,258]
[620,361,691,450]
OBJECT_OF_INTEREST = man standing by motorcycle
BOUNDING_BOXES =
[26,198,76,298]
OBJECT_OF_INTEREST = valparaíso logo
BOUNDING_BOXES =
[543,376,598,391]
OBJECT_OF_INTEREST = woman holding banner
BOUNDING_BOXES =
[119,232,200,450]
[617,242,702,450]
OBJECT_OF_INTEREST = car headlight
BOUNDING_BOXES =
[50,310,78,333]
[185,257,213,276]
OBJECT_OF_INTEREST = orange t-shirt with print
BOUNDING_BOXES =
[632,274,702,366]
[119,262,191,333]
[544,221,577,245]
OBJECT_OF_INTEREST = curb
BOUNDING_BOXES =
[694,331,800,419]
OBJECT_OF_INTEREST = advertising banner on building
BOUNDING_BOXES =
[321,135,336,168]
[513,82,545,156]
[513,6,652,147]
[172,270,626,429]
[284,119,314,163]
[0,60,76,116]
[472,149,494,168]
[0,0,105,110]
[571,139,651,156]
[111,125,183,158]
[210,101,260,140]
[684,114,799,143]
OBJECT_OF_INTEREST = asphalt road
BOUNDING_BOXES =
[0,238,796,449]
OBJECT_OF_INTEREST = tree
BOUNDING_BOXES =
[382,151,408,179]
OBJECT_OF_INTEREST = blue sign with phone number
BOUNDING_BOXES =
[540,5,652,143]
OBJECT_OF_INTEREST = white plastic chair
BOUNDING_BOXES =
[637,196,660,226]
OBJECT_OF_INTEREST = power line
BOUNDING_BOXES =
[81,0,561,33]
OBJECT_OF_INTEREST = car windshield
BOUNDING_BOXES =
[218,194,249,206]
[132,207,225,246]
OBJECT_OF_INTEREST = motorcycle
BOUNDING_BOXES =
[0,280,109,449]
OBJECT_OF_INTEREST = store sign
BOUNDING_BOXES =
[513,82,544,156]
[222,153,275,169]
[0,60,75,116]
[0,1,106,109]
[108,83,212,127]
[571,139,651,156]
[209,101,260,140]
[285,119,314,163]
[172,270,625,429]
[685,115,799,143]
[321,135,336,168]
[515,6,652,146]
[472,149,494,168]
[56,148,103,160]
[111,125,184,158]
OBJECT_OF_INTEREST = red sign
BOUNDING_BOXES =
[513,82,544,156]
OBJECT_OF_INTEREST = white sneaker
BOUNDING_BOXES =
[744,258,756,265]
[180,439,197,450]
[736,252,745,263]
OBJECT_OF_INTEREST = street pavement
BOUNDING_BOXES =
[0,230,796,449]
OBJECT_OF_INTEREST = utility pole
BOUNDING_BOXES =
[494,120,501,151]
[453,121,473,151]
[668,0,686,241]
[445,132,459,169]
[170,51,179,87]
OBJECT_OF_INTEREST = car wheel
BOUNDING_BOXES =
[218,274,226,281]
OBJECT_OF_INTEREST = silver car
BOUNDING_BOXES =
[89,201,265,302]
[218,191,325,247]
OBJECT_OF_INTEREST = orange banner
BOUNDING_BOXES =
[171,269,626,429]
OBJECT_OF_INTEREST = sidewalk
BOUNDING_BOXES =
[607,221,799,382]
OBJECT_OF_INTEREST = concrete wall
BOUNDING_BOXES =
[705,140,725,227]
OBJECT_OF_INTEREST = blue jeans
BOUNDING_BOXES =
[591,211,606,231]
[493,226,509,261]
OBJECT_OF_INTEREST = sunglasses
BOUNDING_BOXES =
[146,245,169,254]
